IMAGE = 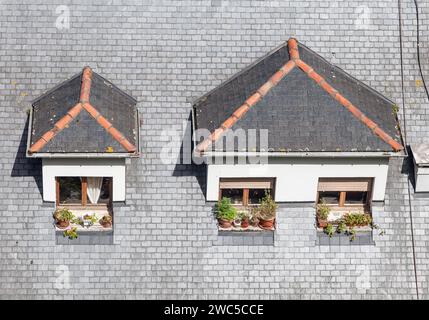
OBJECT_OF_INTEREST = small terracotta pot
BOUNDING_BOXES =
[250,218,259,227]
[317,218,328,228]
[241,219,249,229]
[56,220,70,229]
[100,221,112,228]
[218,218,232,228]
[233,219,242,228]
[258,218,275,230]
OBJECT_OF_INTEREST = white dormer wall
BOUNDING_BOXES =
[42,158,126,202]
[206,156,390,202]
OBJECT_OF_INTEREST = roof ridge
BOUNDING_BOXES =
[296,42,398,107]
[82,103,137,152]
[192,40,290,107]
[91,72,138,104]
[80,66,92,103]
[29,66,137,154]
[196,39,299,152]
[31,72,82,105]
[196,59,296,152]
[28,102,83,153]
[195,37,403,153]
[295,57,403,152]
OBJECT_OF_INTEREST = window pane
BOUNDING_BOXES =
[345,191,367,205]
[318,191,340,204]
[98,178,112,204]
[221,189,243,205]
[58,177,82,204]
[248,189,271,204]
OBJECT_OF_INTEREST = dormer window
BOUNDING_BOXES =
[27,67,139,241]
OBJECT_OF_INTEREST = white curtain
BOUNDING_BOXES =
[87,177,103,204]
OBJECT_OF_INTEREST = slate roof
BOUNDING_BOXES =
[193,38,404,153]
[410,144,429,166]
[27,67,138,156]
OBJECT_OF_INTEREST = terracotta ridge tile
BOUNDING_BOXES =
[195,59,296,153]
[257,81,274,97]
[29,66,137,154]
[195,138,212,153]
[221,116,238,130]
[288,38,300,60]
[296,59,404,152]
[296,59,313,74]
[232,104,250,119]
[83,103,137,153]
[210,128,225,142]
[80,66,93,103]
[196,38,403,153]
[245,92,262,107]
[28,103,83,153]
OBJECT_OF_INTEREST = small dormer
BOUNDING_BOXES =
[26,67,139,238]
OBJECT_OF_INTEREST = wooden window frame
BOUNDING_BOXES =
[55,177,112,208]
[81,177,88,207]
[339,191,346,207]
[218,178,275,206]
[316,178,373,212]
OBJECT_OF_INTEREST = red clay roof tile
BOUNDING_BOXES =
[232,104,250,119]
[83,102,100,118]
[80,67,92,103]
[319,81,338,97]
[257,81,274,97]
[295,53,403,152]
[288,38,300,60]
[28,138,49,154]
[28,67,137,154]
[94,113,113,130]
[210,128,225,142]
[221,116,238,130]
[195,37,404,153]
[196,59,297,152]
[270,70,287,85]
[245,92,262,107]
[307,70,324,84]
[67,103,84,118]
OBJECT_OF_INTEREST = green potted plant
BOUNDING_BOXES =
[343,212,372,227]
[240,210,250,229]
[347,227,356,242]
[215,197,237,228]
[336,220,347,234]
[233,211,243,228]
[324,223,334,237]
[53,208,74,229]
[257,192,277,230]
[316,200,330,228]
[249,207,259,227]
[82,213,97,228]
[99,215,113,228]
[63,227,78,240]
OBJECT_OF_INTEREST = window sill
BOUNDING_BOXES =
[218,225,275,232]
[55,224,112,232]
[54,209,113,244]
[316,228,374,246]
[215,230,274,246]
[55,229,113,245]
[316,225,372,232]
[54,207,112,232]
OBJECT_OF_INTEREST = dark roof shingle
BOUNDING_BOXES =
[28,67,138,155]
[193,38,404,153]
